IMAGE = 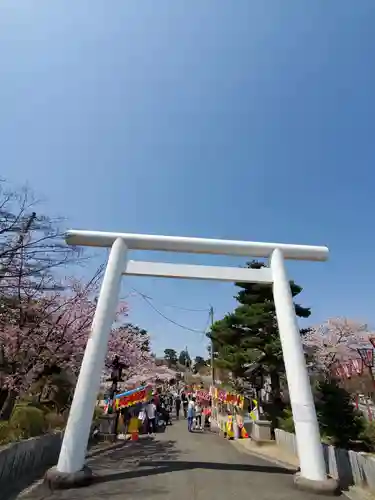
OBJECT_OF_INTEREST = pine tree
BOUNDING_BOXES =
[209,260,310,426]
[164,349,178,367]
[179,349,191,368]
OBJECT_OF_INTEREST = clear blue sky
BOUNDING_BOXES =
[1,1,375,359]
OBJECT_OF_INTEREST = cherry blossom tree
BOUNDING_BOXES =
[0,180,158,416]
[0,271,101,420]
[106,324,154,379]
[302,317,375,377]
[0,268,155,416]
[0,182,82,294]
[124,364,177,388]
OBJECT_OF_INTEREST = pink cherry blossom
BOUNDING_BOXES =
[0,273,157,395]
[302,317,375,375]
[125,364,177,388]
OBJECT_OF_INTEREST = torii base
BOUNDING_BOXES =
[44,465,93,490]
[294,472,340,496]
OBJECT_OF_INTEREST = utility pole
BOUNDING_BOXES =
[209,305,215,387]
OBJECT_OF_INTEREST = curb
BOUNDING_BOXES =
[342,486,375,500]
[231,441,373,500]
[230,440,299,472]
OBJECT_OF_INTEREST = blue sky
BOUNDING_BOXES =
[1,1,375,359]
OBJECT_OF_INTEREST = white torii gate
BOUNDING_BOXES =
[49,230,337,493]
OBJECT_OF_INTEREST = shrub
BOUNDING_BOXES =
[18,398,51,414]
[360,420,375,452]
[93,406,104,423]
[10,405,46,439]
[315,379,364,448]
[0,421,19,445]
[278,407,295,433]
[45,412,66,431]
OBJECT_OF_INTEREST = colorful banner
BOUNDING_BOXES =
[114,385,152,409]
[196,390,211,402]
[249,399,258,421]
[210,387,244,409]
[103,398,113,414]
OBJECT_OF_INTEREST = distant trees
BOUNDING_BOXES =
[193,356,206,373]
[179,349,191,368]
[164,348,178,367]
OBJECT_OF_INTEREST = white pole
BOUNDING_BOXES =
[270,248,326,482]
[57,238,128,474]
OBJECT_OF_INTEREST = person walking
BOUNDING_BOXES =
[187,397,195,432]
[203,405,211,428]
[175,394,181,420]
[182,392,188,419]
[194,400,202,430]
[146,398,157,436]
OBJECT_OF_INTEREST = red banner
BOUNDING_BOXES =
[115,386,152,409]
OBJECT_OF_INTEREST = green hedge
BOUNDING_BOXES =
[0,404,63,445]
[0,402,104,445]
[10,405,47,439]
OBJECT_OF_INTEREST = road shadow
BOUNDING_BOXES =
[93,458,294,485]
[16,438,179,500]
[86,440,128,459]
[89,436,180,478]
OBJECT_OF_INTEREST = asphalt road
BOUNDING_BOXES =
[20,420,338,500]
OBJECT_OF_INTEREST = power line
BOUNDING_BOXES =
[131,287,210,313]
[135,290,211,335]
[163,303,210,313]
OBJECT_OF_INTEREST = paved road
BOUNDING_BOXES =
[21,421,337,500]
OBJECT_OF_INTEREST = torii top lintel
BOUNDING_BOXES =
[65,230,329,262]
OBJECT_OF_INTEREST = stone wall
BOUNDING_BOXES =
[0,432,63,499]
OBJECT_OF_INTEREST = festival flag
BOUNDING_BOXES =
[358,348,374,368]
[352,358,363,375]
[342,364,350,379]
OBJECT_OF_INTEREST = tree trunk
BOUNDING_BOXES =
[268,371,284,434]
[0,389,8,414]
[0,390,17,420]
[270,371,281,400]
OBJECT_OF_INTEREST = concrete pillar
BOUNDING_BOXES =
[270,249,327,483]
[251,420,272,442]
[48,238,127,485]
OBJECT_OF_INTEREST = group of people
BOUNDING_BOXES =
[186,396,204,432]
[144,392,174,435]
[136,385,212,436]
[174,389,211,432]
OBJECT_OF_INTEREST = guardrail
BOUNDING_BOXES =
[0,432,63,499]
[275,428,375,492]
